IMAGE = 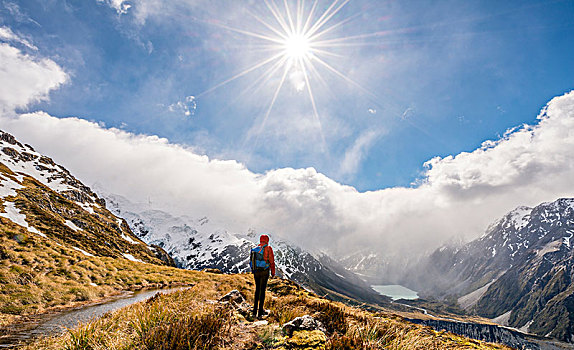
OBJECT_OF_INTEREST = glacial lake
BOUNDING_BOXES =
[371,285,419,300]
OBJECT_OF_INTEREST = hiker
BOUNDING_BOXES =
[250,234,275,319]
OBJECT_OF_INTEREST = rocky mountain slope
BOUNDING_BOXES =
[103,193,390,306]
[0,130,207,331]
[412,198,574,342]
[0,130,172,265]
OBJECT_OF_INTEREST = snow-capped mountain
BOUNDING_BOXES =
[104,193,253,272]
[0,130,171,265]
[103,192,390,305]
[411,198,574,342]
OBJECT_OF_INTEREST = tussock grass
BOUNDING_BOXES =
[0,217,202,327]
[25,274,513,350]
[1,162,190,329]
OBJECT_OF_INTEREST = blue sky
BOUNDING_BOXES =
[3,0,574,191]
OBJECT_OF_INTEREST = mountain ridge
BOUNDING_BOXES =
[102,191,392,306]
[411,197,574,342]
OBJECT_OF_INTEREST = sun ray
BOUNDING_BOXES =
[300,58,327,151]
[207,20,284,44]
[304,56,330,90]
[302,0,319,34]
[296,0,304,34]
[265,0,292,36]
[248,10,289,40]
[308,13,359,41]
[306,0,342,35]
[245,56,289,96]
[207,57,290,123]
[312,28,415,46]
[309,47,344,58]
[197,52,284,97]
[307,0,351,38]
[283,0,297,35]
[312,55,379,101]
[250,64,291,146]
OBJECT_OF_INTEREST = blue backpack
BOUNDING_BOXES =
[250,245,269,272]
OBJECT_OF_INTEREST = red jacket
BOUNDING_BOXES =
[259,235,275,276]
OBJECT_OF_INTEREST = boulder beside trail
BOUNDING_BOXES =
[282,315,326,337]
[219,290,245,304]
[219,290,253,319]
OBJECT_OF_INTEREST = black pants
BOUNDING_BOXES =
[253,269,269,316]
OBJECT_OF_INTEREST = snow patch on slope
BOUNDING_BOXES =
[123,253,145,263]
[0,174,23,198]
[1,132,100,211]
[64,220,81,232]
[0,200,43,236]
[73,246,94,257]
[536,240,561,257]
[458,280,496,310]
[121,233,140,244]
[507,206,532,231]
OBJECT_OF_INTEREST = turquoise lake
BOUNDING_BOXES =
[371,285,419,300]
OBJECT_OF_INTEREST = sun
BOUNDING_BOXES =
[198,0,373,150]
[283,33,312,60]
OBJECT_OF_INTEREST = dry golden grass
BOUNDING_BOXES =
[1,160,191,329]
[24,274,514,350]
[0,216,203,329]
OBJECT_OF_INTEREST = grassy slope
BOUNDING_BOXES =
[0,160,197,330]
[0,215,200,327]
[26,272,513,350]
[0,161,165,264]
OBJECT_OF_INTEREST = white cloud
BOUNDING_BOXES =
[338,129,384,179]
[423,95,574,195]
[2,91,574,260]
[0,42,67,113]
[95,0,205,24]
[0,112,259,231]
[2,1,40,26]
[0,26,37,50]
[168,96,196,117]
[97,0,132,15]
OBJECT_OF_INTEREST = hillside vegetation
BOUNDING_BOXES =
[0,213,200,328]
[26,272,513,350]
[0,131,197,330]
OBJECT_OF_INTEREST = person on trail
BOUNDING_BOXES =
[250,234,275,319]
